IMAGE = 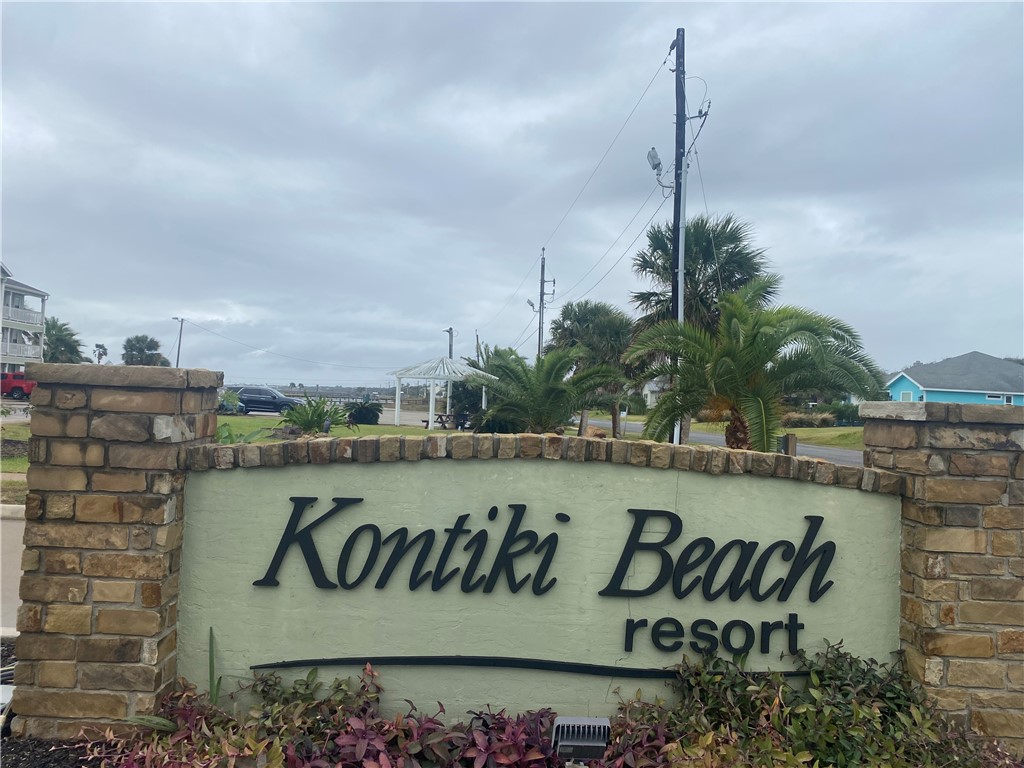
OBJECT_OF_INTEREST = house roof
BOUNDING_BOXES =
[0,263,48,298]
[887,352,1024,394]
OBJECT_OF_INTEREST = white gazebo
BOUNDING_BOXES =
[389,358,497,428]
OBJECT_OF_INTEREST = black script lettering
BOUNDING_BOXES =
[651,617,686,652]
[623,618,648,652]
[785,613,805,654]
[532,513,569,595]
[721,619,756,654]
[749,541,797,601]
[779,516,835,602]
[760,620,785,653]
[431,514,472,591]
[484,505,540,593]
[702,540,760,600]
[336,524,382,588]
[375,528,436,590]
[460,527,490,592]
[689,619,718,655]
[254,497,363,589]
[672,537,714,598]
[598,509,682,597]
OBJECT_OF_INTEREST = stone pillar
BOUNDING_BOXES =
[862,402,1023,756]
[12,363,220,739]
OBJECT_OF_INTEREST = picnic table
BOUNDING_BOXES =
[421,413,470,430]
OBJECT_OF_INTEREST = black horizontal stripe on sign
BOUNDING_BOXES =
[250,655,677,678]
[250,655,811,679]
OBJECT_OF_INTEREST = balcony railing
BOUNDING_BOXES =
[1,341,43,359]
[2,305,44,326]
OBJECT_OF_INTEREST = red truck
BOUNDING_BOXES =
[0,371,36,399]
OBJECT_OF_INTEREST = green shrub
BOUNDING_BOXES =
[781,411,818,428]
[343,400,383,425]
[280,397,350,433]
[606,644,1017,767]
[824,400,862,424]
[215,423,265,444]
[82,646,1019,768]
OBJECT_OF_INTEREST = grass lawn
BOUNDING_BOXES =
[1,478,27,505]
[689,421,864,450]
[1,423,30,441]
[1,455,28,473]
[218,415,459,442]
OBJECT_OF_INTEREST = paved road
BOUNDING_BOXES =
[588,418,863,467]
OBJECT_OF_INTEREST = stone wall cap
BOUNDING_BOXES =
[860,400,1024,426]
[187,435,887,494]
[25,363,221,389]
[859,402,948,421]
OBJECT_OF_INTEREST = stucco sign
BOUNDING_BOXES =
[180,459,899,715]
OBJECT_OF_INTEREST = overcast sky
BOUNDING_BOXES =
[4,2,1022,386]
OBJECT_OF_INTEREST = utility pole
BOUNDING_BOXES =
[171,317,185,368]
[670,27,688,444]
[443,326,454,414]
[536,247,555,361]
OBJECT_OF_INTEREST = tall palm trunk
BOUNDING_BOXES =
[724,413,751,450]
[577,408,590,436]
[611,406,621,439]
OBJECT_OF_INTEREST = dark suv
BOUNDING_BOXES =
[231,386,303,414]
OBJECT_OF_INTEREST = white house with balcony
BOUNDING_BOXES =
[1,262,48,372]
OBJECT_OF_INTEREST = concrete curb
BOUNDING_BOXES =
[0,504,24,521]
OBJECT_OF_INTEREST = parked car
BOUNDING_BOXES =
[0,372,36,400]
[230,386,303,414]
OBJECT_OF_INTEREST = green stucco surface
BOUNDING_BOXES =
[180,459,900,716]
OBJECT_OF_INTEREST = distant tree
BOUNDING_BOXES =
[1004,357,1024,366]
[631,214,776,334]
[44,318,85,363]
[94,343,108,364]
[546,300,637,437]
[626,278,884,451]
[472,348,618,434]
[122,335,171,366]
[289,382,296,388]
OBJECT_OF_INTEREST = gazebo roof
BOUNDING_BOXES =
[389,357,496,382]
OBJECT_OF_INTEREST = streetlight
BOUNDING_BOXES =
[171,317,184,368]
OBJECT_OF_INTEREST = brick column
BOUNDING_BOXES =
[13,363,220,739]
[862,402,1023,756]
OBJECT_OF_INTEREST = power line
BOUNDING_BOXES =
[477,52,671,332]
[182,319,394,370]
[508,314,537,350]
[540,53,671,249]
[567,193,671,303]
[555,166,671,307]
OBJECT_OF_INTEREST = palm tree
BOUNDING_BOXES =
[546,300,637,437]
[122,335,171,366]
[472,348,618,434]
[43,318,85,363]
[625,278,884,452]
[93,343,108,364]
[631,213,776,334]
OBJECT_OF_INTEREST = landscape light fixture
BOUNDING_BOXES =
[171,317,185,368]
[552,717,611,764]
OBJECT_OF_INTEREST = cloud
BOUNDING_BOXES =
[3,2,1021,384]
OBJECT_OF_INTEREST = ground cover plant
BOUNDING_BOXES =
[74,646,1019,768]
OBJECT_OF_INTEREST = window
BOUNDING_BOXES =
[900,391,913,402]
[1006,396,1013,405]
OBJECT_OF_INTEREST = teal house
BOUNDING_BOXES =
[886,351,1024,405]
